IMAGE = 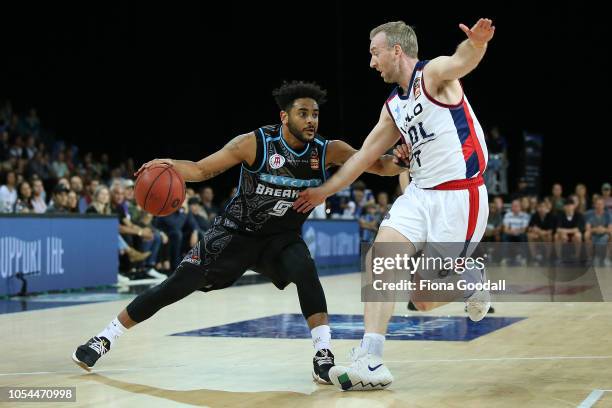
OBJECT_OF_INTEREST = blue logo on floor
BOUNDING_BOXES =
[171,314,524,341]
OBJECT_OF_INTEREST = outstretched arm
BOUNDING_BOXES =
[293,106,399,213]
[424,18,495,87]
[135,133,256,182]
[325,139,406,176]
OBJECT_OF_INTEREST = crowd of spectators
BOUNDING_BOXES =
[2,99,610,280]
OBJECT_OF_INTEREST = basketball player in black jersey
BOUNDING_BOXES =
[72,81,407,384]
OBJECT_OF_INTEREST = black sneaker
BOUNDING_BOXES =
[407,300,418,311]
[71,336,111,372]
[312,349,335,384]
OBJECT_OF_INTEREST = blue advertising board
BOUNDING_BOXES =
[0,215,118,296]
[302,219,360,275]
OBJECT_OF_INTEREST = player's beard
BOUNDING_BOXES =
[287,119,316,143]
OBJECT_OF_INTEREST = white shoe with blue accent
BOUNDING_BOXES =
[329,348,393,391]
[465,267,491,322]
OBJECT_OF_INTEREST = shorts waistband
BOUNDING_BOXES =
[429,175,484,190]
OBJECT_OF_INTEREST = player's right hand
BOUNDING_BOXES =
[135,158,174,177]
[392,144,411,167]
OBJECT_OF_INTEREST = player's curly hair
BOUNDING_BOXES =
[272,80,327,111]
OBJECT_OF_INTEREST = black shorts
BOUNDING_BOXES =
[176,217,308,292]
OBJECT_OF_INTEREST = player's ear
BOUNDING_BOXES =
[394,44,402,56]
[280,110,288,124]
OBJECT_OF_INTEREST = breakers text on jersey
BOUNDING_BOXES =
[255,184,300,199]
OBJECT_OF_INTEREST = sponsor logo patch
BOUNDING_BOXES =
[310,149,320,170]
[269,153,285,169]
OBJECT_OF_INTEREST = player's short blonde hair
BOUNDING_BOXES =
[370,21,418,58]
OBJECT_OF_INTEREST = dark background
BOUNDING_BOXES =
[1,2,609,201]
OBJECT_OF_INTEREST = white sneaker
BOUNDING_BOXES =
[465,268,491,322]
[146,268,167,280]
[328,348,393,391]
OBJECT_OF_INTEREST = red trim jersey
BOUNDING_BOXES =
[386,60,488,188]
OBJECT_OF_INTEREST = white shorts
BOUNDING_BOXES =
[379,178,488,253]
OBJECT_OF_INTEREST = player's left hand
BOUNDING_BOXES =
[293,187,326,213]
[459,18,495,48]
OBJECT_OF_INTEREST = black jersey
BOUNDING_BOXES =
[222,124,329,235]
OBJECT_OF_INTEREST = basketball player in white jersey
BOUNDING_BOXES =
[294,18,495,390]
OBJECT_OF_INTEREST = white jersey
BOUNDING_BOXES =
[386,60,488,188]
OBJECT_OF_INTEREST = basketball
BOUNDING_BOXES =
[134,164,186,216]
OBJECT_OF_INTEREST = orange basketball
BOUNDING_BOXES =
[134,164,186,216]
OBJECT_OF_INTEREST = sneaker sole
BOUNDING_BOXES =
[329,370,392,391]
[311,370,332,385]
[71,352,92,372]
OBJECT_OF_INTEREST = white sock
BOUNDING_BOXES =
[360,332,385,357]
[311,325,331,351]
[97,317,127,344]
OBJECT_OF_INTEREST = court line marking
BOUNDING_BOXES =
[384,356,612,363]
[0,365,188,377]
[1,356,611,377]
[577,389,612,408]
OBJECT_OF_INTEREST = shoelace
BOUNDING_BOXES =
[88,337,109,356]
[315,350,333,366]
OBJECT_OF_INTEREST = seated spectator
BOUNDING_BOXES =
[502,199,530,264]
[188,196,211,234]
[359,203,381,243]
[86,186,111,215]
[79,178,99,213]
[502,199,530,242]
[554,198,585,254]
[520,196,531,215]
[154,198,200,270]
[86,185,151,265]
[343,181,370,219]
[568,194,581,212]
[527,201,555,262]
[110,184,155,272]
[30,178,47,213]
[528,202,555,242]
[327,187,351,218]
[13,181,34,213]
[483,201,502,242]
[0,169,17,213]
[584,197,611,264]
[199,186,219,221]
[70,175,84,211]
[66,190,79,213]
[575,183,589,214]
[376,191,391,218]
[549,183,565,214]
[51,151,70,179]
[528,196,538,215]
[46,184,70,213]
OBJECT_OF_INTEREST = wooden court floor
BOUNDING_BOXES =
[1,271,612,407]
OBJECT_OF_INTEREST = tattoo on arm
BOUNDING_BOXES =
[201,168,229,181]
